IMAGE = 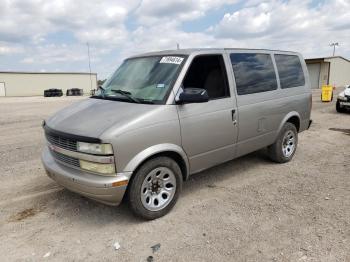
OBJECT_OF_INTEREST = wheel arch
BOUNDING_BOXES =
[123,144,190,181]
[277,112,301,135]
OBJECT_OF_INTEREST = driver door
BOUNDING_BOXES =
[176,54,238,174]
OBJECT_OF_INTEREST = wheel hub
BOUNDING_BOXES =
[282,130,295,158]
[141,167,177,211]
[150,179,163,194]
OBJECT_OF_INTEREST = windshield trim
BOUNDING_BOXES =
[160,54,188,104]
[93,55,188,105]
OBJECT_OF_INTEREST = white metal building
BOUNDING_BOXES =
[305,56,350,89]
[0,72,97,97]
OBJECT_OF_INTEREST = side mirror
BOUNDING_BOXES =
[177,88,209,104]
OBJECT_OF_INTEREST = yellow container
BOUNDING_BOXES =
[321,85,333,102]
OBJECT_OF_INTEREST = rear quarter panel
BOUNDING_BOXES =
[268,51,312,134]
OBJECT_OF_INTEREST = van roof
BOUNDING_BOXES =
[128,48,300,58]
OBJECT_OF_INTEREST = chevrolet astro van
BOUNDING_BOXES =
[42,48,312,219]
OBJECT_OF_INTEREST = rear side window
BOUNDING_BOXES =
[230,53,277,95]
[274,54,305,89]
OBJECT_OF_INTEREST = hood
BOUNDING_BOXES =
[46,98,164,138]
[339,88,350,97]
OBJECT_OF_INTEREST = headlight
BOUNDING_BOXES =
[338,94,346,100]
[79,160,116,175]
[77,142,113,155]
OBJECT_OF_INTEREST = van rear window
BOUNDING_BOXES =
[230,53,277,95]
[274,54,305,89]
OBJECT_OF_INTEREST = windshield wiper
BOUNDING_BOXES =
[110,89,140,103]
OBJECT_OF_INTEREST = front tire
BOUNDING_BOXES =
[127,157,183,220]
[268,122,298,163]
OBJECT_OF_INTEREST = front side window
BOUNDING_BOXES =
[274,54,305,89]
[182,55,229,99]
[95,56,185,104]
[230,53,277,95]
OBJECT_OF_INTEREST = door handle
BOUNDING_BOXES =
[231,109,237,125]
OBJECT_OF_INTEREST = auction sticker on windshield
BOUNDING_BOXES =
[160,56,184,64]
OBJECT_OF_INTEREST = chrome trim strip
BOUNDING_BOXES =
[48,148,117,177]
[53,156,117,177]
[48,142,115,164]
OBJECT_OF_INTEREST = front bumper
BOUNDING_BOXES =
[42,147,132,206]
[338,99,350,108]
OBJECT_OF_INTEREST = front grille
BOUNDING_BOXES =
[45,132,77,152]
[50,149,80,168]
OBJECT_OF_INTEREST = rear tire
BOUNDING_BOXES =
[127,157,183,220]
[268,122,298,163]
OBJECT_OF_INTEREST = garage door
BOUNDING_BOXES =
[307,63,321,89]
[0,82,5,96]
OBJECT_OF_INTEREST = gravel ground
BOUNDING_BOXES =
[0,92,349,262]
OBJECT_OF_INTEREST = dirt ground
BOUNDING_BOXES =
[0,91,349,262]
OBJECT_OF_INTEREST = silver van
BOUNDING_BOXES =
[42,48,312,219]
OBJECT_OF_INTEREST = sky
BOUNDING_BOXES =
[0,0,349,80]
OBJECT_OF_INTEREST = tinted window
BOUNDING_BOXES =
[274,54,305,89]
[183,55,229,99]
[230,53,277,95]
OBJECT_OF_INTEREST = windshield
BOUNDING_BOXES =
[93,55,185,104]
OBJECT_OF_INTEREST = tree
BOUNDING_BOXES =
[97,79,107,86]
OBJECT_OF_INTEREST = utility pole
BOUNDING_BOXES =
[176,43,180,50]
[330,42,339,56]
[86,42,93,92]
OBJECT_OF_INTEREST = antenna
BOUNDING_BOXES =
[86,42,93,92]
[329,42,339,56]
